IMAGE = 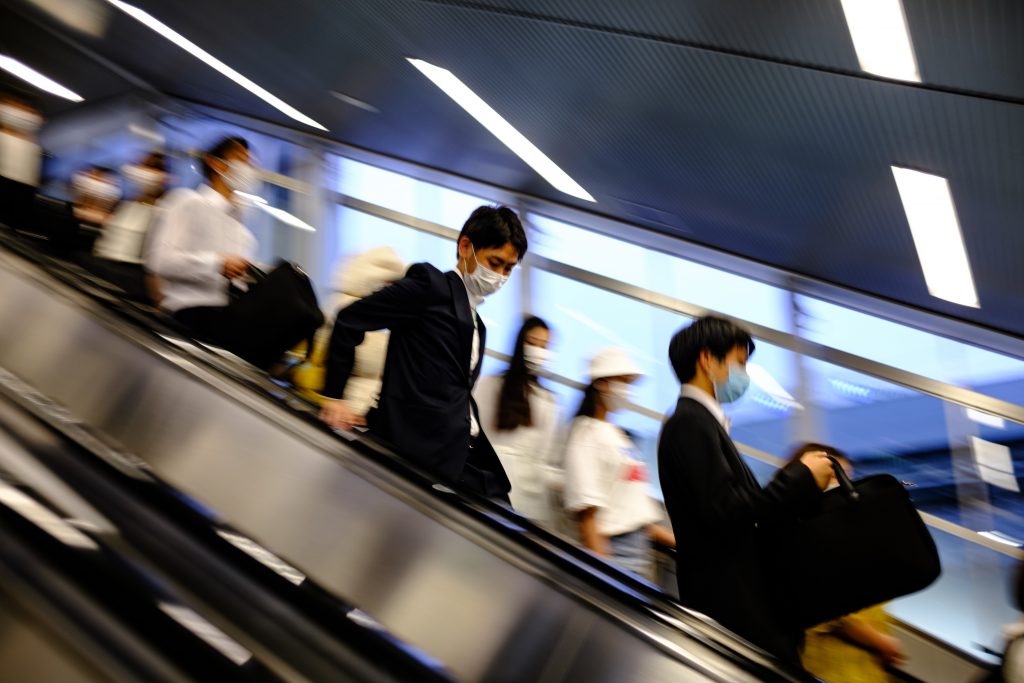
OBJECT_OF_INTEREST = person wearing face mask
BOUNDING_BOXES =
[657,316,834,665]
[474,317,563,526]
[563,348,676,577]
[320,206,527,502]
[87,152,170,304]
[292,246,406,412]
[0,89,44,232]
[146,136,258,342]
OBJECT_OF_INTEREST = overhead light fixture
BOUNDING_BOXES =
[747,363,803,410]
[965,408,1006,430]
[234,191,316,232]
[103,0,326,130]
[407,58,595,202]
[891,166,978,308]
[979,531,1023,548]
[0,54,83,102]
[839,0,920,82]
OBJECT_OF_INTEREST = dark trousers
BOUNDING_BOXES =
[173,306,231,346]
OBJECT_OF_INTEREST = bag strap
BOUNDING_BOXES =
[827,455,860,501]
[247,264,269,282]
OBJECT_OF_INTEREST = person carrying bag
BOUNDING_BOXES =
[762,454,942,631]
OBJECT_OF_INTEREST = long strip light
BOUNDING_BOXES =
[407,58,595,202]
[891,166,978,308]
[839,0,920,82]
[103,0,326,130]
[235,192,316,232]
[0,54,83,102]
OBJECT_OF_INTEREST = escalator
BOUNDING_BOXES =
[0,369,457,682]
[0,231,808,682]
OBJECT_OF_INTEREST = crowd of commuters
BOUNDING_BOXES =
[7,101,986,679]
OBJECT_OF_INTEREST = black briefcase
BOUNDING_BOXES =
[762,459,941,630]
[225,261,324,369]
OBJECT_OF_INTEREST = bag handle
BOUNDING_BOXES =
[828,455,860,501]
[247,264,268,282]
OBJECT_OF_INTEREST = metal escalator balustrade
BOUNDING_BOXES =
[0,231,807,681]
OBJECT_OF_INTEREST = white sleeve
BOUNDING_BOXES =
[563,423,610,513]
[472,375,500,433]
[146,194,223,282]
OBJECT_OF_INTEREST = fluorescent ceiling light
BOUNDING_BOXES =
[891,166,978,308]
[103,0,326,130]
[407,58,595,202]
[747,363,803,409]
[0,54,83,102]
[839,0,920,82]
[234,191,316,232]
[979,531,1022,548]
[965,408,1006,430]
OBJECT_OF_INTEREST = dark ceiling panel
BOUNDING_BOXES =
[434,0,1024,101]
[0,6,136,110]
[2,0,1022,337]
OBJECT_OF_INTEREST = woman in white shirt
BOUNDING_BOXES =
[475,317,561,526]
[563,347,675,578]
[91,151,169,304]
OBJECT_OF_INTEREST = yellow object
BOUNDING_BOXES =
[801,605,894,682]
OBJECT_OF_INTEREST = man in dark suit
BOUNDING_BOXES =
[319,206,527,502]
[657,316,833,664]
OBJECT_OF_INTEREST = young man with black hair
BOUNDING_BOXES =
[146,135,259,339]
[320,206,527,501]
[658,316,833,664]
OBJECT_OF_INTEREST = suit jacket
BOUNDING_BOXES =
[658,396,819,663]
[324,262,511,499]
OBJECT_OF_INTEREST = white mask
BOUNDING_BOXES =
[0,105,42,133]
[0,132,42,186]
[219,159,260,194]
[462,246,508,305]
[523,345,552,373]
[603,380,632,413]
[122,164,165,193]
[72,173,121,205]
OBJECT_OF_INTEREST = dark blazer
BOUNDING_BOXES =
[658,396,820,663]
[324,262,511,499]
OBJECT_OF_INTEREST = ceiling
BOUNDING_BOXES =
[2,0,1023,337]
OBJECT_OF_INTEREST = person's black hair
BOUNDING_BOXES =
[574,382,602,419]
[201,136,248,180]
[457,205,527,260]
[668,316,756,384]
[787,442,848,468]
[496,317,549,431]
[141,151,169,173]
[0,85,40,110]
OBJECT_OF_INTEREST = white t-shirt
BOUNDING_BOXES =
[563,417,660,537]
[94,201,159,264]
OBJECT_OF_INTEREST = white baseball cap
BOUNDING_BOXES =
[589,347,643,382]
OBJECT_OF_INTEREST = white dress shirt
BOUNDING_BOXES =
[94,201,159,264]
[680,384,730,432]
[451,269,481,437]
[146,185,256,313]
